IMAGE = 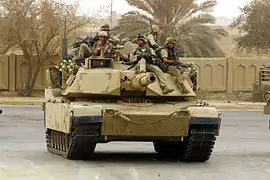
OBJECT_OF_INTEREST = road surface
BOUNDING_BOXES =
[1,105,270,180]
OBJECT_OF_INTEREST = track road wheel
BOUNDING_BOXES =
[46,124,98,160]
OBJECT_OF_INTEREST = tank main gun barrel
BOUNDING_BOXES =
[130,73,156,90]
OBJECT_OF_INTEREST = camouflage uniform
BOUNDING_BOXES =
[78,43,93,59]
[130,34,174,94]
[159,37,191,93]
[146,25,160,50]
[93,31,114,58]
[90,24,111,47]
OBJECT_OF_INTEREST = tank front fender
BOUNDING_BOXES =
[188,106,221,135]
[71,105,103,125]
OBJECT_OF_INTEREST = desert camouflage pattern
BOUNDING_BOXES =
[44,55,221,162]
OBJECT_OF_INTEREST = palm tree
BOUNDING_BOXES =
[112,0,228,57]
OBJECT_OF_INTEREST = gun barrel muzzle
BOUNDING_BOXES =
[139,73,156,86]
[131,73,156,90]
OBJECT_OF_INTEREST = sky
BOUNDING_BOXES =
[63,0,251,18]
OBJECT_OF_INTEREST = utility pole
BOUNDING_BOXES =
[110,0,113,27]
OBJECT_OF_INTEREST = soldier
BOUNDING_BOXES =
[146,25,160,50]
[93,31,112,58]
[130,34,174,94]
[90,24,112,47]
[159,37,191,93]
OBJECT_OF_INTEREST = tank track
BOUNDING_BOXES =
[154,127,216,162]
[181,128,216,162]
[46,124,99,160]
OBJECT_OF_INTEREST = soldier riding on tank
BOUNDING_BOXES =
[130,34,174,94]
[159,37,191,94]
[146,25,160,51]
[93,31,112,58]
[90,24,112,47]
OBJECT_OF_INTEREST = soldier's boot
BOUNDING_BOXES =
[162,86,174,94]
[181,84,190,94]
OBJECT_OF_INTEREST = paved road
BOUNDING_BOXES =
[1,105,270,180]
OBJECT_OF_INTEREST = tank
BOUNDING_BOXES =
[44,54,222,162]
[253,65,270,102]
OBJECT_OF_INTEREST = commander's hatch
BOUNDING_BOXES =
[83,58,114,69]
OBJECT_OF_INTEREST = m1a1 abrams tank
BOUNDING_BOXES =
[44,55,221,162]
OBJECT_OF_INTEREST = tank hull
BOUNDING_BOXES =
[44,100,221,162]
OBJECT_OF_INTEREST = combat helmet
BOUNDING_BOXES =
[136,33,147,43]
[98,31,108,37]
[165,37,176,45]
[151,25,160,33]
[100,24,110,31]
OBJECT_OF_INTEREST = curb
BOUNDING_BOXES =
[0,100,43,106]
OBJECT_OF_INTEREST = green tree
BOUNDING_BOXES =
[112,0,228,57]
[230,0,270,52]
[0,0,90,96]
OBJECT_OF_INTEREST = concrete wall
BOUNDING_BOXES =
[0,55,269,93]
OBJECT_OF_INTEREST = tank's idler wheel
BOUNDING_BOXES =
[263,92,270,102]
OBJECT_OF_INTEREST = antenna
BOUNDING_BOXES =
[61,14,68,61]
[59,13,68,88]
